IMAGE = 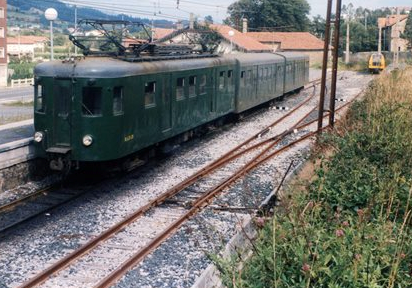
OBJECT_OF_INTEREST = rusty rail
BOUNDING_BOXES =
[18,78,329,288]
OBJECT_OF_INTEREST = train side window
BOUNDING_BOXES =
[219,71,225,90]
[278,66,283,75]
[145,81,156,107]
[113,86,123,114]
[189,75,196,97]
[247,70,252,86]
[227,70,234,89]
[82,87,102,116]
[35,84,45,113]
[264,68,268,80]
[176,77,185,100]
[240,71,246,87]
[199,75,207,94]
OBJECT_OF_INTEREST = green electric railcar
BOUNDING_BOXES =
[33,53,309,171]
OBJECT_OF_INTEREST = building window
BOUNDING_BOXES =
[113,86,123,114]
[0,47,4,58]
[189,75,196,97]
[0,8,4,19]
[0,27,4,38]
[145,81,156,107]
[176,77,185,100]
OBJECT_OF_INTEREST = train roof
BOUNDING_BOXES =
[229,52,308,66]
[34,52,308,79]
[34,56,236,79]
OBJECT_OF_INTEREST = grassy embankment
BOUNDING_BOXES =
[215,69,412,287]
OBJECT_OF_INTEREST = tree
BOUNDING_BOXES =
[225,0,311,32]
[204,15,213,24]
[310,15,326,39]
[401,10,412,49]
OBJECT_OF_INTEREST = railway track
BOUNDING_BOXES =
[17,77,359,288]
[0,78,322,236]
[0,184,89,234]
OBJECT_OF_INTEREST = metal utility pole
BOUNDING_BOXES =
[345,18,350,64]
[74,5,78,56]
[151,2,156,43]
[394,7,400,68]
[329,0,343,128]
[378,24,382,54]
[317,0,333,133]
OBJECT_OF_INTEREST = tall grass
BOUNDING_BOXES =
[215,69,412,287]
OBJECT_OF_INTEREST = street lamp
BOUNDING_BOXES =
[45,8,58,60]
[16,27,20,59]
[228,30,234,54]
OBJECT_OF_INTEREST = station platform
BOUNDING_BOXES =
[0,120,34,145]
[0,120,35,170]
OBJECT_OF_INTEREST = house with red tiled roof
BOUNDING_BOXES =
[7,35,48,58]
[378,15,409,52]
[246,32,327,64]
[152,28,175,41]
[154,23,271,53]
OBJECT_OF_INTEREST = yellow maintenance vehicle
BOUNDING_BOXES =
[368,53,386,73]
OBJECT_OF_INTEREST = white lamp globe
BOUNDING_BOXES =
[45,8,58,21]
[228,30,235,37]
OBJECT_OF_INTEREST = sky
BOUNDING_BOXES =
[66,0,412,23]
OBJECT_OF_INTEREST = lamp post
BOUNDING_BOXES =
[45,8,58,60]
[228,30,234,53]
[17,27,20,60]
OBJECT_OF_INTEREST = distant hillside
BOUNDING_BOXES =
[7,0,174,29]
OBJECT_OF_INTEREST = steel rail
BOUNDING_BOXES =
[95,92,362,287]
[18,79,325,288]
[95,131,319,288]
[0,186,54,214]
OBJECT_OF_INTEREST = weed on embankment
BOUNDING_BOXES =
[214,69,412,287]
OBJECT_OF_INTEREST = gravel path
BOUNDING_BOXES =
[0,70,373,288]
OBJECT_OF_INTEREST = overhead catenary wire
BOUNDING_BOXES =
[26,0,191,22]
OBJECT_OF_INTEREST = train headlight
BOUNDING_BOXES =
[34,132,44,143]
[82,135,93,147]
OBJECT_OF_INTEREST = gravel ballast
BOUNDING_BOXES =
[0,70,373,288]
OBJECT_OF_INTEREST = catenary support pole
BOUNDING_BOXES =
[329,0,342,128]
[317,0,333,133]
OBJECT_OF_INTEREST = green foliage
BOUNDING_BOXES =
[8,61,36,80]
[310,15,326,39]
[313,6,398,53]
[225,0,311,32]
[217,70,412,287]
[401,10,412,49]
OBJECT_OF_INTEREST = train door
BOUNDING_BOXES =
[161,75,172,132]
[52,79,72,146]
[141,76,160,143]
[211,69,217,113]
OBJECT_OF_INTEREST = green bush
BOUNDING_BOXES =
[217,69,412,287]
[8,61,37,80]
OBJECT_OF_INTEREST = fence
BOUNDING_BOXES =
[10,78,34,88]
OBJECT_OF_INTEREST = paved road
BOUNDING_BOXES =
[0,86,34,104]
